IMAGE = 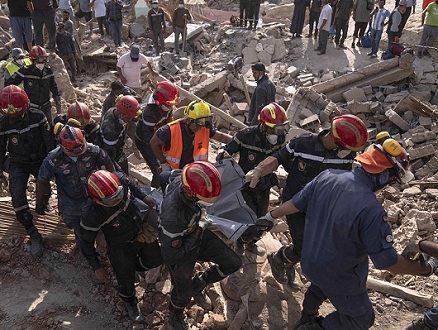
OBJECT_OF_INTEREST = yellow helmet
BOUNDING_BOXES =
[184,100,211,120]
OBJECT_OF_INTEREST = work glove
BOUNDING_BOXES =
[0,173,7,191]
[136,222,158,243]
[255,211,276,232]
[198,208,212,231]
[216,149,231,162]
[160,162,172,172]
[401,240,422,259]
[419,254,438,276]
[35,205,47,215]
[394,36,399,43]
[245,166,263,189]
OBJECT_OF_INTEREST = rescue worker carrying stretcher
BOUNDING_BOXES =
[159,161,242,330]
[217,102,288,256]
[80,170,162,324]
[150,100,232,173]
[247,114,368,289]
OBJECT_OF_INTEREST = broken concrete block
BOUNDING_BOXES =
[421,73,436,84]
[257,51,272,66]
[367,128,377,140]
[233,102,248,116]
[380,85,398,95]
[255,43,263,52]
[362,85,373,95]
[403,110,413,122]
[404,209,436,233]
[271,38,287,62]
[265,44,275,55]
[303,81,313,87]
[347,100,371,114]
[299,108,314,119]
[375,92,385,102]
[419,116,433,128]
[408,144,436,160]
[411,132,427,144]
[425,131,436,140]
[242,47,259,64]
[343,87,367,102]
[385,109,410,131]
[320,72,334,82]
[297,73,313,80]
[287,66,299,77]
[369,102,382,114]
[384,91,409,103]
[299,114,320,130]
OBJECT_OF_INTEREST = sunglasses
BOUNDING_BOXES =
[266,122,290,135]
[194,116,213,127]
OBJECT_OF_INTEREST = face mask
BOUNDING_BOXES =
[68,156,78,162]
[16,59,24,65]
[179,4,184,8]
[161,104,173,112]
[36,64,45,70]
[337,148,351,158]
[266,134,278,145]
[153,4,158,8]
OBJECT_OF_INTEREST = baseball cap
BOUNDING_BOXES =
[152,0,158,3]
[251,62,267,72]
[12,48,25,58]
[399,0,407,5]
[130,45,140,59]
[355,148,394,174]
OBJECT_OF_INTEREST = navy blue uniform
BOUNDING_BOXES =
[80,171,162,302]
[273,130,356,263]
[52,113,102,147]
[5,64,61,122]
[248,74,276,125]
[292,168,398,329]
[0,108,54,228]
[223,125,284,217]
[100,108,128,173]
[158,177,241,310]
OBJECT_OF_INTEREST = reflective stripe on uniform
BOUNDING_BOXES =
[286,146,354,164]
[0,118,47,136]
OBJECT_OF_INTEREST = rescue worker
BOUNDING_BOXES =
[246,114,368,289]
[101,80,140,118]
[52,101,102,146]
[257,143,434,330]
[3,48,32,88]
[80,170,162,323]
[0,86,55,257]
[135,81,180,188]
[217,102,288,255]
[36,126,114,266]
[159,161,242,329]
[150,100,232,172]
[101,95,140,174]
[5,45,61,122]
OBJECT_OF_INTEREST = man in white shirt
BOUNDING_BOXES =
[314,0,332,55]
[116,45,150,94]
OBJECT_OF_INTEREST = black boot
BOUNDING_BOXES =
[192,272,212,310]
[168,308,189,330]
[124,297,144,324]
[285,263,301,290]
[26,226,43,257]
[267,252,287,284]
[293,313,321,330]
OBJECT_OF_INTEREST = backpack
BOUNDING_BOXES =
[389,42,405,56]
[366,0,374,10]
[381,49,395,60]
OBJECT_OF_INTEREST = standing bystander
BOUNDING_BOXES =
[307,0,322,39]
[290,0,307,38]
[417,0,438,58]
[248,63,276,125]
[172,0,192,54]
[148,0,166,55]
[56,22,77,83]
[30,0,58,52]
[75,0,93,36]
[368,0,390,58]
[386,0,407,48]
[351,0,373,48]
[334,0,354,49]
[0,0,33,51]
[107,0,123,47]
[314,0,332,55]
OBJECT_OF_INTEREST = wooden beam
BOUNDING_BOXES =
[239,74,251,105]
[367,276,434,308]
[223,93,233,113]
[145,69,247,129]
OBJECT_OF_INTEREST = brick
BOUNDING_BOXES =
[411,133,427,144]
[403,110,414,122]
[299,108,314,119]
[375,92,385,102]
[343,87,367,102]
[385,109,410,131]
[408,144,436,160]
[367,128,377,140]
[419,116,433,128]
[347,100,371,114]
[369,102,382,114]
[233,102,248,116]
[362,85,373,95]
[299,114,320,130]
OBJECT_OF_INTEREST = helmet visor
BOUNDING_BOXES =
[194,116,213,127]
[100,185,124,207]
[62,143,87,156]
[165,96,181,106]
[266,122,290,135]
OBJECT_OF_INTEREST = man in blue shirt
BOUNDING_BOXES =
[258,144,437,330]
[56,22,77,82]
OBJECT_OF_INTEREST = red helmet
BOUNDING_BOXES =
[258,102,289,134]
[0,85,29,117]
[87,170,124,207]
[153,81,181,107]
[59,125,87,156]
[116,95,139,118]
[29,45,48,60]
[181,161,221,204]
[331,114,368,152]
[67,101,91,126]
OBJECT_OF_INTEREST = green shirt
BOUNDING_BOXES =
[425,2,438,26]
